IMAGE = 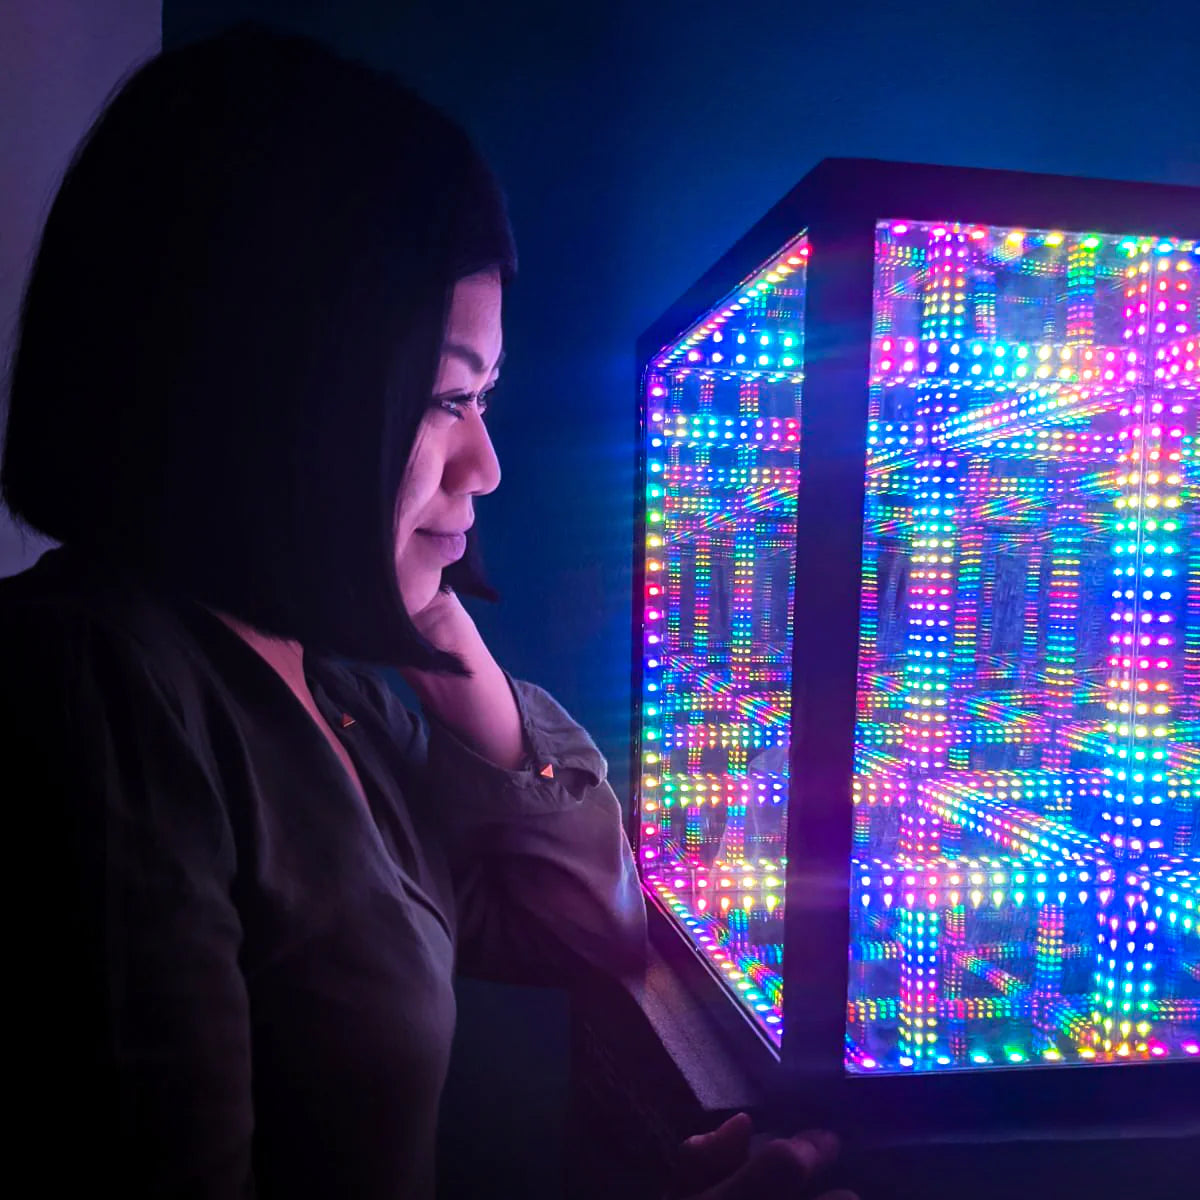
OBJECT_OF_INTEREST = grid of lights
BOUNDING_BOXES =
[633,206,1195,1070]
[850,220,1199,1073]
[638,234,809,1047]
[635,209,1198,1071]
[652,233,811,377]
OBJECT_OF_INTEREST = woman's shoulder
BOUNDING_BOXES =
[0,546,218,717]
[0,548,253,819]
[3,546,153,641]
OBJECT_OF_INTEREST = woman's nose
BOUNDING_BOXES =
[447,410,501,497]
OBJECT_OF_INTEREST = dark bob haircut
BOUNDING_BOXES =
[2,23,516,673]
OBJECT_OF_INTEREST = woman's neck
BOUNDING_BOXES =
[208,608,369,804]
[209,609,313,708]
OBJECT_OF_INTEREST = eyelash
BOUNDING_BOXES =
[436,389,494,420]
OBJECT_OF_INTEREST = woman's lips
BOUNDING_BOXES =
[415,530,467,561]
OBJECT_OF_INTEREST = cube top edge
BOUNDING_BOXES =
[638,157,1198,369]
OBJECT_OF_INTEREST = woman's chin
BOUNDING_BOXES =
[397,572,443,619]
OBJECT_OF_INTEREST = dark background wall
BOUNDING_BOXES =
[18,1,1198,1194]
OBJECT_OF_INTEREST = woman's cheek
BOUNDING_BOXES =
[394,437,441,543]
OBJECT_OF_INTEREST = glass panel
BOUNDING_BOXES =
[637,234,808,1050]
[848,220,1199,1075]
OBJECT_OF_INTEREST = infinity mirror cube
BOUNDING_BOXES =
[633,160,1199,1080]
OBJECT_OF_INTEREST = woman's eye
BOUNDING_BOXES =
[436,396,468,418]
[435,390,494,420]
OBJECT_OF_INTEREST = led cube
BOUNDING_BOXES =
[634,160,1199,1078]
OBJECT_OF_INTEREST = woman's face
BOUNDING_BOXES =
[394,269,503,615]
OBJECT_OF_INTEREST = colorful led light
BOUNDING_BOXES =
[636,233,809,1048]
[638,213,1198,1068]
[849,221,1197,1074]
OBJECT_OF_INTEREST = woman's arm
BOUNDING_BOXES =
[5,608,254,1197]
[356,594,648,988]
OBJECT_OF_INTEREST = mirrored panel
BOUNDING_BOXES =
[848,220,1199,1075]
[637,235,809,1049]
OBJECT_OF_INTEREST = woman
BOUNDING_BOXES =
[2,24,852,1200]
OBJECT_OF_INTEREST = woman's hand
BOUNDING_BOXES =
[666,1113,858,1200]
[398,588,527,770]
[405,586,482,659]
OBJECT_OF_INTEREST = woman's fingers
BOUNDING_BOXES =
[789,1129,839,1167]
[701,1128,841,1199]
[672,1112,754,1197]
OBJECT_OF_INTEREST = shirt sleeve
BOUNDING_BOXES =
[3,606,254,1197]
[350,669,648,990]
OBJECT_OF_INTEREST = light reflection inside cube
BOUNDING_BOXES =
[636,216,1198,1072]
